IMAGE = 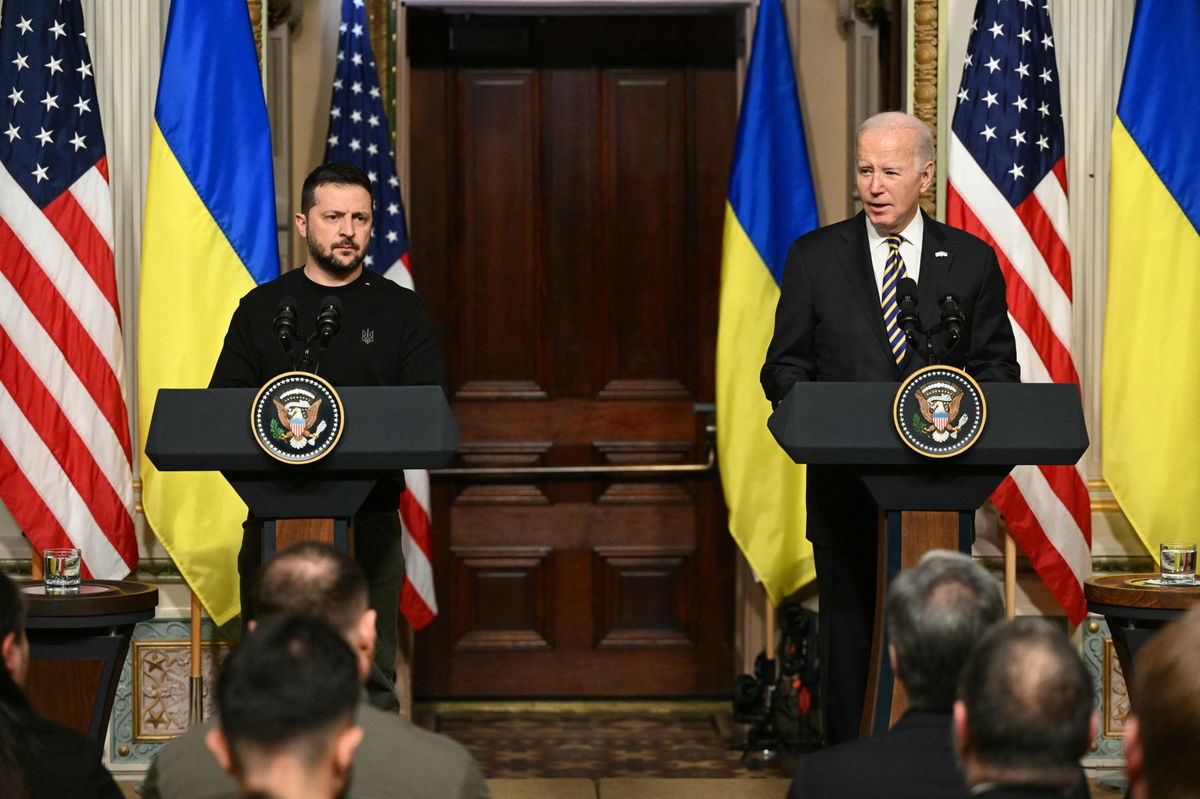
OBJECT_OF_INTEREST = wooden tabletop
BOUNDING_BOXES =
[18,579,158,618]
[1085,573,1200,611]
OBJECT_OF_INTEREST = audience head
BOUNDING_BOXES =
[0,571,29,693]
[0,572,32,799]
[955,617,1094,789]
[885,549,1004,711]
[1126,605,1200,799]
[252,542,375,681]
[206,615,362,799]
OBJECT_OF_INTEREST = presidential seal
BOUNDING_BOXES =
[251,372,344,464]
[893,366,986,458]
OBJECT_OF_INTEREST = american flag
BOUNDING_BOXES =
[0,0,136,578]
[324,0,437,628]
[947,0,1090,622]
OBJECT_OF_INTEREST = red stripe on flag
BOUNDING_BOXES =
[0,328,135,567]
[398,486,436,629]
[1013,191,1072,300]
[400,579,436,630]
[0,217,133,461]
[43,186,121,318]
[1052,159,1068,194]
[1037,460,1091,546]
[95,155,109,182]
[946,188,1079,384]
[991,477,1087,623]
[0,442,74,553]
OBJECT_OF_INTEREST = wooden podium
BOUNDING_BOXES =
[145,384,459,555]
[768,381,1088,736]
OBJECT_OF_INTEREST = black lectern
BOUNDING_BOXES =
[146,385,459,555]
[768,382,1088,735]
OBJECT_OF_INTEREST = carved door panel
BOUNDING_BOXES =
[409,11,738,696]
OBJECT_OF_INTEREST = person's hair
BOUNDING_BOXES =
[885,550,1003,711]
[252,543,369,636]
[0,572,30,799]
[300,163,372,215]
[216,615,359,767]
[1131,605,1200,799]
[857,111,935,166]
[958,617,1092,772]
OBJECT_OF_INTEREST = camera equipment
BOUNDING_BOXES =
[732,603,822,758]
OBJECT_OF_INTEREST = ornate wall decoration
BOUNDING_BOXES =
[1102,637,1130,739]
[132,640,234,741]
[1081,617,1128,765]
[109,618,240,765]
[913,0,937,215]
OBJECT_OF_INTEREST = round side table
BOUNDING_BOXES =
[19,579,158,744]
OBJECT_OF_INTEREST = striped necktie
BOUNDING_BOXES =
[881,234,909,367]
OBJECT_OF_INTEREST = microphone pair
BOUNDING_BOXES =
[896,278,964,348]
[273,295,343,360]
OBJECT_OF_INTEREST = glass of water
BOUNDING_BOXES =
[43,547,81,594]
[1159,542,1197,585]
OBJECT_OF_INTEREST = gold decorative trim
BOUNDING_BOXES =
[1102,638,1130,739]
[247,0,264,66]
[913,0,938,216]
[1092,498,1122,514]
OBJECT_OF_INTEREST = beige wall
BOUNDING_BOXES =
[791,0,854,224]
[286,0,342,266]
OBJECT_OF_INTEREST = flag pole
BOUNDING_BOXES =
[1004,533,1017,618]
[764,589,776,661]
[189,591,203,725]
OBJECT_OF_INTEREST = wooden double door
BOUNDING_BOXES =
[408,10,739,697]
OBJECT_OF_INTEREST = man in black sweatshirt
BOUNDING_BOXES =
[210,162,445,712]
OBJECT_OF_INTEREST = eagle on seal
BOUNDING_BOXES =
[274,398,322,442]
[917,388,964,443]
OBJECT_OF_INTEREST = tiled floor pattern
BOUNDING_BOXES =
[426,708,799,780]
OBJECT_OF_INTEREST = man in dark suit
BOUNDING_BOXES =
[787,550,1003,799]
[954,618,1095,798]
[761,111,1020,744]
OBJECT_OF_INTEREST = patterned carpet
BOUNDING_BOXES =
[420,705,800,780]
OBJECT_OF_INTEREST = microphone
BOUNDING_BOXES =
[273,296,298,355]
[939,294,964,346]
[896,277,920,340]
[315,296,342,345]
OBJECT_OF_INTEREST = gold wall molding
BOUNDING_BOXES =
[913,0,937,215]
[1102,637,1129,738]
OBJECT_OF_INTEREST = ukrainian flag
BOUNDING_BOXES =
[716,0,819,605]
[1103,0,1200,564]
[138,0,279,625]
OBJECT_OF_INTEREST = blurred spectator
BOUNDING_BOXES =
[144,543,489,799]
[955,617,1095,797]
[0,570,122,799]
[788,550,1003,799]
[205,614,361,799]
[1124,605,1200,799]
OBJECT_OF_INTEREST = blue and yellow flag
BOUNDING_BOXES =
[1103,0,1200,562]
[138,0,280,625]
[716,0,819,605]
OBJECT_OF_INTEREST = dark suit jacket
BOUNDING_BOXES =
[141,698,490,799]
[760,211,1020,548]
[15,709,123,799]
[761,210,1019,400]
[787,709,968,799]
